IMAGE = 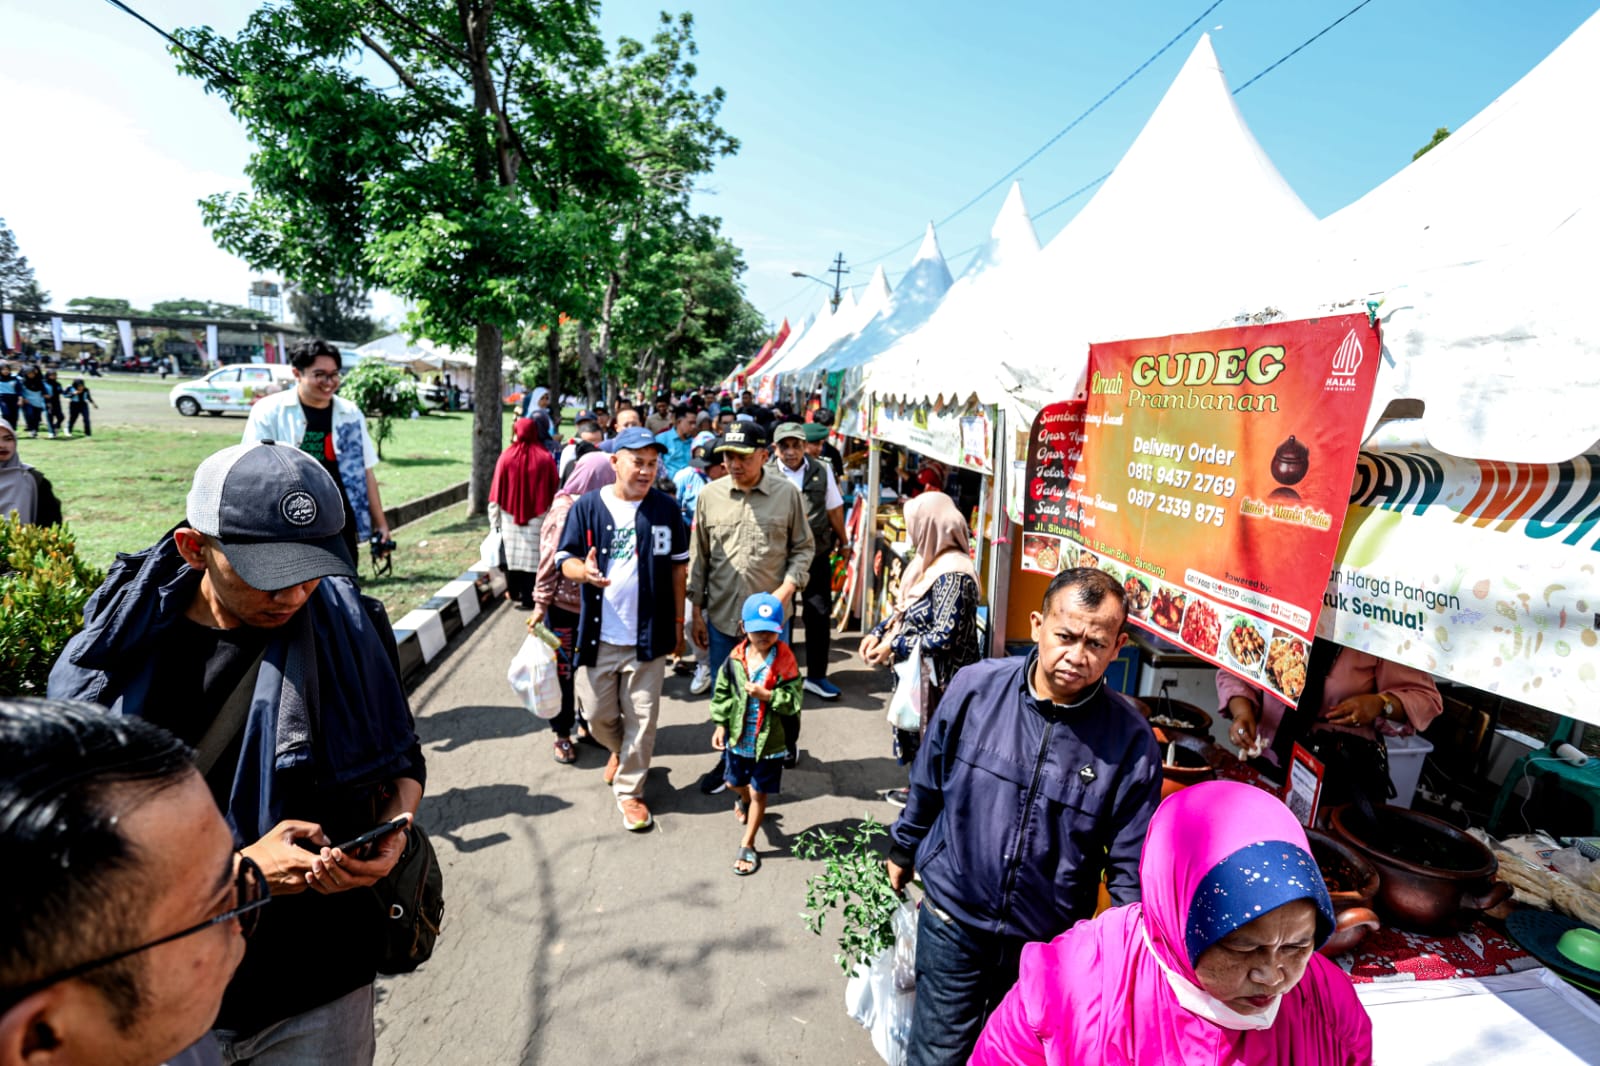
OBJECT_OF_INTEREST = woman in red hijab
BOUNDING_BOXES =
[972,780,1371,1065]
[490,415,559,609]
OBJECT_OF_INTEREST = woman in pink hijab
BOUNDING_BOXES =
[971,780,1371,1065]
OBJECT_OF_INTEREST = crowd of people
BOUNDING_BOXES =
[0,348,1378,1066]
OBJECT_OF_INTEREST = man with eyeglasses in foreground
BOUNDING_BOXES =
[49,441,425,1065]
[243,337,389,567]
[0,698,263,1066]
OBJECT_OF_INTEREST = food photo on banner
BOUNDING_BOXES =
[1023,315,1381,706]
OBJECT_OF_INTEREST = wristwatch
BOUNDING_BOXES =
[1379,693,1399,722]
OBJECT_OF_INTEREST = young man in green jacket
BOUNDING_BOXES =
[708,593,802,876]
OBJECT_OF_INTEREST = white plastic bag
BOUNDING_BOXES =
[506,635,561,718]
[478,529,505,572]
[844,900,918,1066]
[886,641,926,733]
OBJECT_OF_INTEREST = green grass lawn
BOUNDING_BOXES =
[359,501,495,620]
[28,376,536,618]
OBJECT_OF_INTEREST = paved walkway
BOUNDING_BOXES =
[374,600,899,1065]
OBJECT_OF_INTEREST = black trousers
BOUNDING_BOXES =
[505,569,536,606]
[69,402,91,435]
[801,545,833,680]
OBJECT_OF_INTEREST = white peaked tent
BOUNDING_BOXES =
[761,292,854,384]
[825,224,954,374]
[782,266,895,386]
[997,33,1315,409]
[1253,9,1600,463]
[862,181,1041,406]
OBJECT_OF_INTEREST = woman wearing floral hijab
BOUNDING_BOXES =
[972,780,1371,1066]
[0,417,63,526]
[859,490,981,804]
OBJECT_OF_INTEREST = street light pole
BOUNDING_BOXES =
[790,252,850,312]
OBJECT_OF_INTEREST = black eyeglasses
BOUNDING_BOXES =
[0,856,269,1009]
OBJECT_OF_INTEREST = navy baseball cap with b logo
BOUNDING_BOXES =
[186,440,357,590]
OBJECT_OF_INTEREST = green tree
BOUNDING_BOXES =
[149,298,272,322]
[65,296,140,316]
[0,220,48,311]
[173,0,632,515]
[573,14,739,405]
[1413,126,1451,161]
[337,360,423,459]
[288,279,376,342]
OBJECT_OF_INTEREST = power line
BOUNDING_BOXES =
[856,0,1226,268]
[99,0,240,86]
[1232,0,1378,95]
[851,0,1381,279]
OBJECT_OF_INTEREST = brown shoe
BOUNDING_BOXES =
[618,796,653,831]
[603,751,620,786]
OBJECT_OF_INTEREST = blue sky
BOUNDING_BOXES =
[3,0,1595,335]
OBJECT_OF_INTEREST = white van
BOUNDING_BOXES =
[169,363,297,417]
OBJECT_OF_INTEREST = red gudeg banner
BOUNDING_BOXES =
[1022,315,1382,706]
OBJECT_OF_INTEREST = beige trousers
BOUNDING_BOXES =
[574,642,667,799]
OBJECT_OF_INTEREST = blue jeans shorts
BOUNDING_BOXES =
[723,751,783,795]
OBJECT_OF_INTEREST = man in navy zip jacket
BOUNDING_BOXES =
[556,426,689,832]
[886,567,1162,1066]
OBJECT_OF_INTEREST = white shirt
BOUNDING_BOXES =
[779,457,843,510]
[598,486,643,645]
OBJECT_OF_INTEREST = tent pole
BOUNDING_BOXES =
[986,410,1013,659]
[862,428,882,631]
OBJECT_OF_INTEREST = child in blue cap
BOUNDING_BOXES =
[709,591,803,875]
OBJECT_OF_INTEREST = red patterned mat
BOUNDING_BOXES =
[1336,919,1540,983]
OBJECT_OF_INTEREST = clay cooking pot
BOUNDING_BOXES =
[1305,828,1381,956]
[1330,804,1512,933]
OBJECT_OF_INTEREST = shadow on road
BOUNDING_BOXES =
[418,783,572,853]
[416,703,533,753]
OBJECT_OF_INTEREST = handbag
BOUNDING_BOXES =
[886,639,926,733]
[370,823,445,975]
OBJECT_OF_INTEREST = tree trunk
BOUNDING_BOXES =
[468,321,503,517]
[544,325,562,419]
[576,324,604,408]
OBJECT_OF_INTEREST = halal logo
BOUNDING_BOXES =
[280,490,319,527]
[1331,329,1364,378]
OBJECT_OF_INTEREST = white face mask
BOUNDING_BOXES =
[1142,925,1280,1031]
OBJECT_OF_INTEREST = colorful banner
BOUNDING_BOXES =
[1321,438,1600,721]
[1021,315,1381,705]
[872,398,994,473]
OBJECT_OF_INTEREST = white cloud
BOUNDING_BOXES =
[0,70,275,311]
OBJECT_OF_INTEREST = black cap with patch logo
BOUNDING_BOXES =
[712,421,769,455]
[185,440,357,590]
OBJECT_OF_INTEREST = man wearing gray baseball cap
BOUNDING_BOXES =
[50,440,426,1065]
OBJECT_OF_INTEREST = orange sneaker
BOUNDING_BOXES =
[618,796,653,831]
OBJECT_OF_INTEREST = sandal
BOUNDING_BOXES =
[553,738,577,765]
[733,846,760,876]
[734,797,748,824]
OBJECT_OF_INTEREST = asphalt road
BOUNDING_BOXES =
[373,601,899,1065]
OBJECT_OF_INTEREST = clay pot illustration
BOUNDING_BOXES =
[1271,436,1310,486]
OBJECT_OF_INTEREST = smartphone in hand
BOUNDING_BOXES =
[331,815,410,860]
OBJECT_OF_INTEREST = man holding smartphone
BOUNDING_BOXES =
[50,441,426,1065]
